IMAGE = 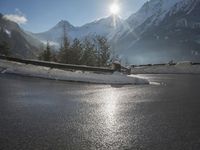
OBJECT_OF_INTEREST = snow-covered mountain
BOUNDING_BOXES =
[127,0,184,28]
[112,0,200,64]
[32,16,123,46]
[31,20,75,46]
[114,0,191,41]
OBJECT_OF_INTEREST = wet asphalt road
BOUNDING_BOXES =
[0,74,200,150]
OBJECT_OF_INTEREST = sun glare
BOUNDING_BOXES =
[110,3,120,15]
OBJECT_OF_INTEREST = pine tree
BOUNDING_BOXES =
[0,41,10,56]
[70,38,82,65]
[44,42,51,61]
[81,39,96,66]
[58,24,71,64]
[38,42,51,61]
[51,51,58,62]
[96,36,110,67]
[93,37,101,67]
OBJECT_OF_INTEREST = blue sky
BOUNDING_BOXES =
[0,0,148,33]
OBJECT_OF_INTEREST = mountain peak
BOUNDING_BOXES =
[83,15,122,29]
[56,20,74,29]
[94,15,122,23]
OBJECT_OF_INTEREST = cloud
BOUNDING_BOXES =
[42,41,59,46]
[3,14,27,24]
[3,9,27,25]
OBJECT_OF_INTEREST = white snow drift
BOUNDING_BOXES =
[0,60,149,85]
[131,62,200,74]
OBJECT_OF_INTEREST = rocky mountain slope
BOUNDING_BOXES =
[0,13,42,58]
[113,0,200,64]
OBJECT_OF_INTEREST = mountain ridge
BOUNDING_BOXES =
[31,15,123,46]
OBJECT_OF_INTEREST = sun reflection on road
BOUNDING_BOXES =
[101,88,120,130]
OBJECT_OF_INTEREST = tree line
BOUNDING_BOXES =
[0,24,111,67]
[39,35,111,67]
[0,41,10,56]
[39,23,111,67]
[0,26,11,56]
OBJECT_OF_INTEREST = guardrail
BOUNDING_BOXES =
[191,62,200,65]
[0,55,115,73]
[131,61,200,68]
[132,63,177,68]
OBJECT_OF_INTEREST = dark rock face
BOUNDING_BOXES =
[0,15,42,59]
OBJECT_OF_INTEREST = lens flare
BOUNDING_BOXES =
[110,3,120,15]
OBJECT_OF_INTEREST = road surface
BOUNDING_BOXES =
[0,74,200,150]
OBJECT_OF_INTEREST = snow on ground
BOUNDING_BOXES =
[131,63,200,74]
[5,29,11,38]
[0,59,149,85]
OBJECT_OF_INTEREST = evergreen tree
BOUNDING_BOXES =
[38,42,51,61]
[44,42,51,61]
[0,41,10,56]
[96,36,110,67]
[81,39,96,66]
[93,37,101,67]
[51,51,58,62]
[70,38,82,65]
[58,24,71,64]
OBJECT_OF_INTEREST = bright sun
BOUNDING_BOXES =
[110,3,120,15]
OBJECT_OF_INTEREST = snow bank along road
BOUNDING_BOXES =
[0,59,149,85]
[0,74,200,150]
[131,62,200,74]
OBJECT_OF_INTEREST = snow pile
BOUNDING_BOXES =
[0,59,149,85]
[131,63,200,74]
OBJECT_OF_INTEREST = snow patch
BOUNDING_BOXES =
[150,82,161,86]
[4,29,12,38]
[0,59,149,85]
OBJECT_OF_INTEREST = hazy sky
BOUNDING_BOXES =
[0,0,148,33]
